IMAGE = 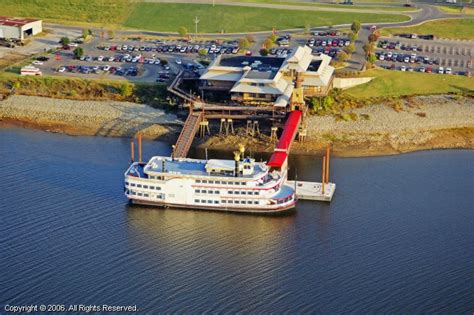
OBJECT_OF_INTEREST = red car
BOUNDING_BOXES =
[245,50,252,56]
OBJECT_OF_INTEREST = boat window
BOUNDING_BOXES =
[222,200,226,203]
[228,200,233,204]
[215,191,220,194]
[208,180,214,184]
[235,191,240,195]
[214,200,219,204]
[144,193,149,197]
[202,190,207,194]
[195,189,200,193]
[221,181,226,185]
[235,200,240,204]
[254,201,258,204]
[228,191,233,194]
[254,191,259,195]
[202,180,207,184]
[196,180,201,183]
[207,200,212,204]
[155,186,161,190]
[143,185,148,189]
[137,184,142,188]
[201,199,206,203]
[195,199,200,203]
[130,183,136,187]
[215,181,221,185]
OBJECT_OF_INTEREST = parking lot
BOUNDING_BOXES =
[26,36,243,82]
[375,35,473,75]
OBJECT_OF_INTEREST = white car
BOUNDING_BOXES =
[97,56,104,61]
[438,67,444,74]
[58,66,66,73]
[175,59,182,65]
[108,56,114,62]
[387,52,392,58]
[154,59,161,65]
[445,67,452,74]
[32,60,43,65]
[379,54,385,61]
[103,65,111,71]
[68,43,78,48]
[419,67,426,73]
[404,56,410,63]
[400,66,406,71]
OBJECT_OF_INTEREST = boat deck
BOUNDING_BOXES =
[287,181,336,202]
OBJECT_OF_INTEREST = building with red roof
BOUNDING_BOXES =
[0,16,42,41]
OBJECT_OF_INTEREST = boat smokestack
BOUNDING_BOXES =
[130,140,135,162]
[162,159,166,172]
[233,150,240,177]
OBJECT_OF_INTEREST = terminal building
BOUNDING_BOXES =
[199,46,334,108]
[0,16,43,41]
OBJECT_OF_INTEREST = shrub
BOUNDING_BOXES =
[178,26,188,37]
[351,21,361,34]
[259,48,269,56]
[119,83,133,98]
[239,37,250,49]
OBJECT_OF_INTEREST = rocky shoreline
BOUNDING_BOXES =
[1,95,473,157]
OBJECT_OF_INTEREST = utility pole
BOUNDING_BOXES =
[193,16,200,41]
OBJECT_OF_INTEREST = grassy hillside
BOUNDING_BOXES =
[346,69,474,98]
[234,0,416,11]
[382,19,474,40]
[1,0,132,26]
[124,3,410,33]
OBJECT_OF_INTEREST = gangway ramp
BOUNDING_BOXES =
[173,112,203,158]
[267,110,302,169]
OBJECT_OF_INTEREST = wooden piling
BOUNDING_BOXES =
[325,146,330,184]
[130,140,135,162]
[322,156,326,194]
[138,134,142,163]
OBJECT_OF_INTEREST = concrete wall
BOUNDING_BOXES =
[333,77,374,90]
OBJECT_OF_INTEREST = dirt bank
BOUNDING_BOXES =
[1,94,473,157]
[0,95,182,141]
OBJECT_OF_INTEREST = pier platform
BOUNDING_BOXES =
[287,181,336,202]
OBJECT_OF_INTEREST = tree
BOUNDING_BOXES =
[304,23,311,34]
[73,47,84,59]
[336,51,349,62]
[239,37,250,49]
[348,31,357,43]
[246,34,256,43]
[160,59,168,65]
[178,26,188,37]
[343,43,356,54]
[269,33,277,43]
[82,29,92,39]
[368,32,380,43]
[259,48,269,56]
[263,38,274,49]
[198,48,208,57]
[368,54,377,64]
[351,21,361,34]
[59,37,70,46]
[119,83,133,98]
[107,29,115,39]
[363,42,374,57]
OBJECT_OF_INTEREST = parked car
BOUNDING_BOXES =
[438,67,444,74]
[58,66,66,73]
[175,59,182,65]
[445,67,452,74]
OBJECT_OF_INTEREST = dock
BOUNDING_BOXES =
[287,181,336,202]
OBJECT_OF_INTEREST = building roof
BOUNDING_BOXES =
[0,16,40,27]
[282,46,313,73]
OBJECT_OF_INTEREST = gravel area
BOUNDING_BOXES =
[0,95,182,138]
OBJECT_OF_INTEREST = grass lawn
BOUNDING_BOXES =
[345,69,474,98]
[0,0,132,26]
[235,0,416,11]
[124,3,409,33]
[436,5,474,15]
[382,19,474,40]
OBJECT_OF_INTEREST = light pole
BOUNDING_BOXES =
[193,16,200,41]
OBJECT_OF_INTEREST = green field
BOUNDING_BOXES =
[124,3,410,33]
[436,5,474,15]
[346,69,474,98]
[382,19,474,40]
[1,0,132,26]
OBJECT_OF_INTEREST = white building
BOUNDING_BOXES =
[200,46,334,108]
[0,16,43,41]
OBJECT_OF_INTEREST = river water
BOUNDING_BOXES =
[1,127,473,313]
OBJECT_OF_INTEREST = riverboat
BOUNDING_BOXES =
[124,150,296,213]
